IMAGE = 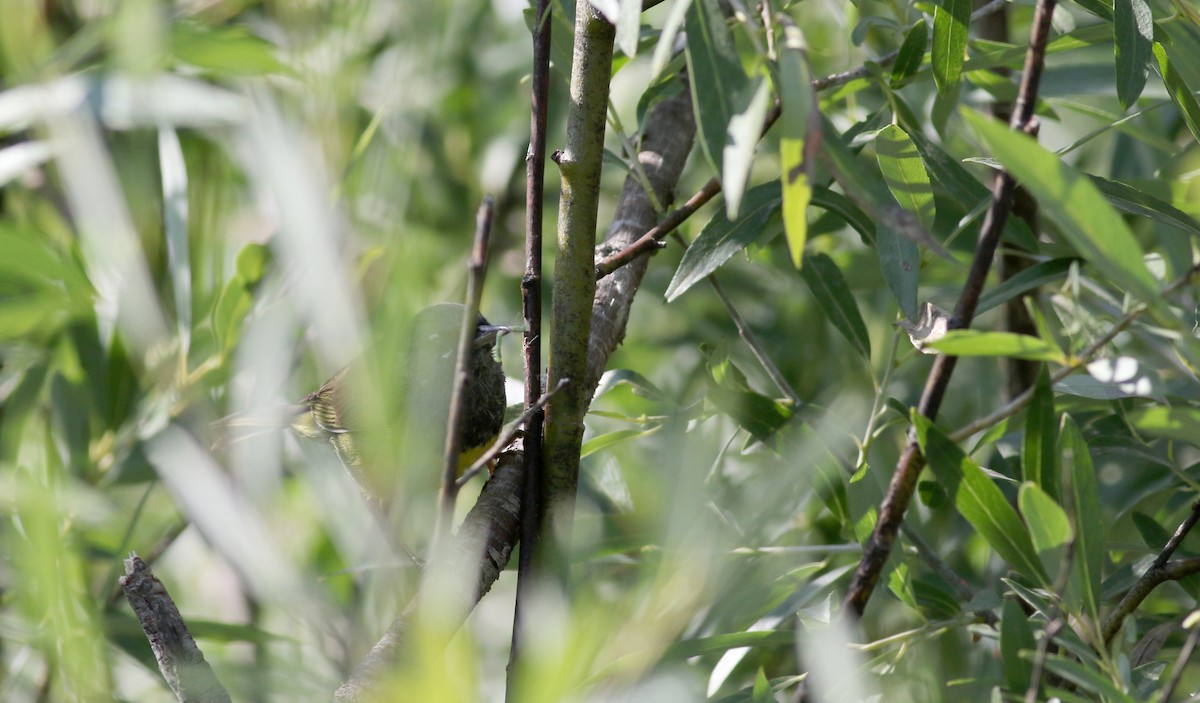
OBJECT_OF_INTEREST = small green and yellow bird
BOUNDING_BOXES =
[219,303,508,482]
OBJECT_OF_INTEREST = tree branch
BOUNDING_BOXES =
[543,0,615,540]
[120,554,232,703]
[1102,501,1200,643]
[510,0,553,686]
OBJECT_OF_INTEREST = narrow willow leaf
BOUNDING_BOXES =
[876,223,919,320]
[1115,0,1153,108]
[820,126,918,317]
[1153,42,1200,145]
[777,23,818,268]
[1126,406,1200,445]
[976,258,1077,315]
[915,415,1050,586]
[581,427,662,458]
[665,182,782,301]
[963,109,1159,304]
[876,124,936,230]
[1089,175,1200,238]
[891,19,929,87]
[685,0,750,176]
[907,129,1038,250]
[724,76,770,219]
[616,0,642,58]
[1018,482,1072,578]
[1061,416,1103,620]
[1001,596,1036,694]
[651,0,693,76]
[810,186,874,243]
[159,126,191,355]
[798,252,871,358]
[1023,367,1059,499]
[926,331,1067,363]
[931,0,970,94]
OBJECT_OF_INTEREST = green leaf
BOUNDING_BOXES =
[915,415,1050,586]
[580,427,662,458]
[1001,596,1036,694]
[753,668,771,703]
[1114,0,1153,108]
[931,0,970,94]
[976,258,1076,315]
[1060,416,1103,620]
[926,331,1067,363]
[1153,42,1200,145]
[1022,367,1059,499]
[906,129,1038,250]
[876,124,936,230]
[963,109,1159,305]
[171,22,287,76]
[1018,482,1072,577]
[685,0,750,177]
[705,350,794,442]
[810,186,874,243]
[891,19,929,87]
[1089,175,1200,239]
[616,0,642,58]
[665,182,782,301]
[724,75,771,219]
[777,24,819,268]
[1126,406,1200,446]
[798,253,871,359]
[876,222,919,320]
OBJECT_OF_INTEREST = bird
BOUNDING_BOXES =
[217,303,509,485]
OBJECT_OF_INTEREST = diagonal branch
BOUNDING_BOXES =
[120,554,232,703]
[1102,501,1200,643]
[841,0,1063,618]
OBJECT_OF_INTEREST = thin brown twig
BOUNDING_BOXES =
[456,378,568,488]
[510,0,552,690]
[841,0,1061,619]
[1159,611,1200,701]
[433,197,496,550]
[1103,501,1200,643]
[1025,539,1077,703]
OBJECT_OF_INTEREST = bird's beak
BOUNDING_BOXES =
[474,324,513,347]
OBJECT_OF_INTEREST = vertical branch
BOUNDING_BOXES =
[543,0,615,540]
[510,0,553,688]
[841,0,1061,618]
[433,198,496,551]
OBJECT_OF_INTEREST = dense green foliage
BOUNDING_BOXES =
[2,0,1200,701]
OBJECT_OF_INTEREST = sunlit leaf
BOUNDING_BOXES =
[723,76,771,219]
[963,108,1159,305]
[926,331,1066,363]
[776,24,819,268]
[875,124,936,230]
[1126,406,1200,446]
[931,0,970,94]
[1018,482,1072,577]
[1153,42,1200,145]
